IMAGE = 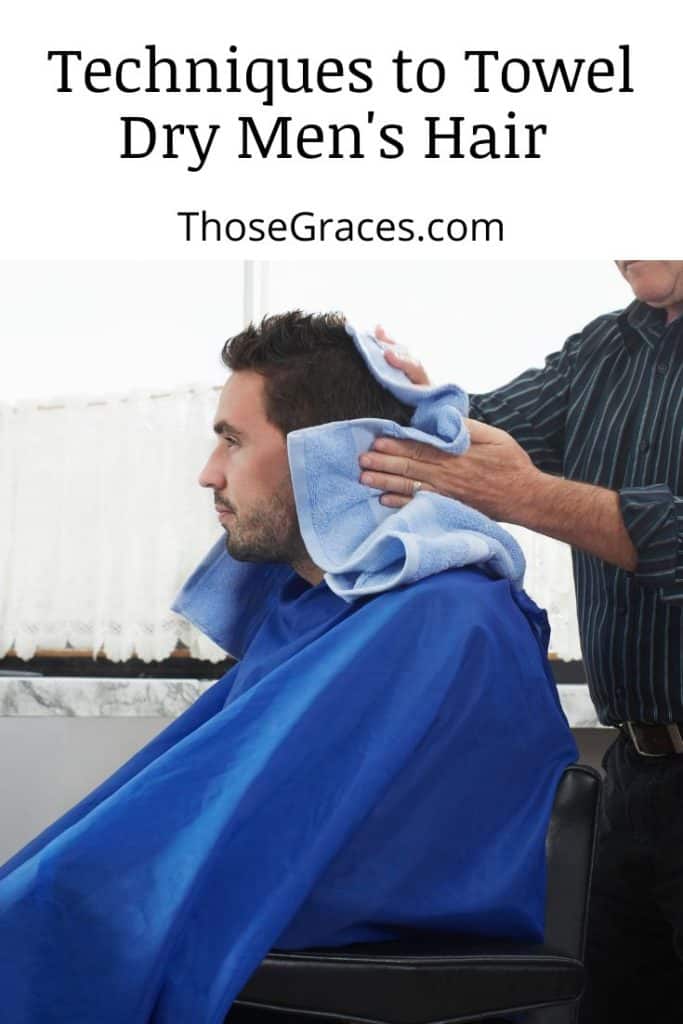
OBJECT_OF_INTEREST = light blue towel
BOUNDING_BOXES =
[173,326,525,656]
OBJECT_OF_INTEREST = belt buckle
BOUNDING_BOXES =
[667,724,683,754]
[624,722,661,757]
[624,722,683,757]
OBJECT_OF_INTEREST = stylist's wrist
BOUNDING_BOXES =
[510,469,560,531]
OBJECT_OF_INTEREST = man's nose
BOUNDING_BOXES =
[198,448,227,490]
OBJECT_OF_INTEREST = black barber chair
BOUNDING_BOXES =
[232,764,601,1024]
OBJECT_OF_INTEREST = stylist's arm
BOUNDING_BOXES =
[362,331,637,573]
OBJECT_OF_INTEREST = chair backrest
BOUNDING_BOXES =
[544,763,601,958]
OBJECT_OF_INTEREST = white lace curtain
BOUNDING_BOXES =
[0,388,226,662]
[505,524,581,661]
[0,391,582,662]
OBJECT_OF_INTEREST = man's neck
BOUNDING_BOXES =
[287,525,324,585]
[665,301,683,324]
[291,558,325,586]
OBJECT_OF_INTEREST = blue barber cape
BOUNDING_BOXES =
[0,567,576,1024]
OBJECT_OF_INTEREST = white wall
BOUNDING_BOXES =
[0,261,633,401]
[262,260,633,393]
[0,261,245,401]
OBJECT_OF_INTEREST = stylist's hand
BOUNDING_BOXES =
[359,418,542,523]
[375,325,431,386]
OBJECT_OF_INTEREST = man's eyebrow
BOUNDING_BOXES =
[213,420,246,438]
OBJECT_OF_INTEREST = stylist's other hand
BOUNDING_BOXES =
[375,325,431,387]
[359,418,542,522]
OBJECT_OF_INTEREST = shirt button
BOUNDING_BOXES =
[656,362,668,374]
[615,686,625,698]
[617,604,628,616]
[639,439,650,453]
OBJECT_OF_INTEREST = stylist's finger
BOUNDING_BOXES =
[463,417,509,444]
[360,449,435,482]
[379,493,411,509]
[360,468,435,497]
[374,324,396,345]
[370,436,443,464]
[374,325,431,386]
[383,346,431,386]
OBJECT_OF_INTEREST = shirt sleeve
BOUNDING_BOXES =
[619,485,683,605]
[469,333,582,476]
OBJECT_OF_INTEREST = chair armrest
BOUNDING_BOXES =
[235,937,584,1024]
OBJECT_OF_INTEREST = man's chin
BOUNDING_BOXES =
[625,263,676,303]
[224,535,273,564]
[224,535,249,561]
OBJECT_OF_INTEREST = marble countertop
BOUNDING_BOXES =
[0,677,211,719]
[0,677,607,729]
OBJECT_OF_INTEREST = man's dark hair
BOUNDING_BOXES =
[221,311,415,435]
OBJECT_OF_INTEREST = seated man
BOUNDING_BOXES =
[0,313,577,1024]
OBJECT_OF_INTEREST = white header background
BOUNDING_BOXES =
[2,0,682,259]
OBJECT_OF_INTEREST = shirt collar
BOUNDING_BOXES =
[618,300,670,353]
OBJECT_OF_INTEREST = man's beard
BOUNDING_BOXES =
[221,490,308,566]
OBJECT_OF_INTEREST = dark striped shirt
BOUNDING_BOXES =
[469,300,683,725]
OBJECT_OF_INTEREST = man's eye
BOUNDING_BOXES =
[224,436,239,447]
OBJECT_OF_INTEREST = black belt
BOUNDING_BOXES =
[621,721,683,757]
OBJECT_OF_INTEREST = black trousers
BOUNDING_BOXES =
[579,733,683,1023]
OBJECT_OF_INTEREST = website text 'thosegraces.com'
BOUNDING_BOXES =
[177,209,504,244]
